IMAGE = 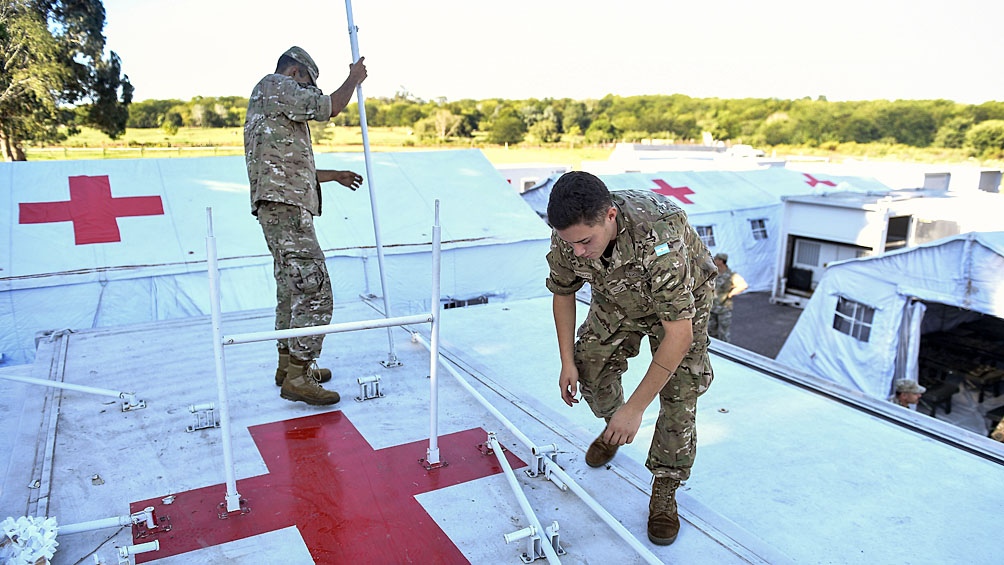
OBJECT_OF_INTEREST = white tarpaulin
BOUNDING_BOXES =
[523,167,890,292]
[776,232,1004,399]
[1,149,552,365]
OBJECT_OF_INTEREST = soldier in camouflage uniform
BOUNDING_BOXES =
[244,46,367,406]
[545,171,717,546]
[709,252,748,343]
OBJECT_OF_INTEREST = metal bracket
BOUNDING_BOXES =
[131,507,172,539]
[120,392,146,412]
[355,375,384,402]
[217,498,251,519]
[525,444,568,491]
[186,403,220,432]
[380,355,403,368]
[504,521,565,563]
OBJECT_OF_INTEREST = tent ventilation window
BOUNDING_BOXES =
[750,219,768,240]
[696,225,716,247]
[443,295,489,310]
[832,297,874,342]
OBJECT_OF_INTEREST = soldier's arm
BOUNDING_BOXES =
[603,318,692,446]
[317,170,362,190]
[553,292,581,406]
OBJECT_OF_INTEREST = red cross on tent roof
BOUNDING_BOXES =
[131,411,524,563]
[802,173,837,188]
[18,175,164,245]
[651,179,695,204]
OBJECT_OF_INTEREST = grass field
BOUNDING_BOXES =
[22,126,1001,169]
[24,126,616,167]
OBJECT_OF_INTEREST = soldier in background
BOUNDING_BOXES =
[545,171,717,546]
[244,46,366,405]
[709,252,748,343]
[889,379,926,410]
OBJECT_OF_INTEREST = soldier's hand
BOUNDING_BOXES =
[349,56,367,85]
[603,405,643,446]
[333,170,363,190]
[559,365,580,407]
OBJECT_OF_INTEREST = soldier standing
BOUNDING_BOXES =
[709,252,748,343]
[244,46,367,405]
[545,171,717,545]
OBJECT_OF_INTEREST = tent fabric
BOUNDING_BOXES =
[522,167,890,293]
[1,150,553,365]
[776,232,1004,399]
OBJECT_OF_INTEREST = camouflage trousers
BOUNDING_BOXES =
[257,201,333,362]
[708,309,733,342]
[574,280,714,481]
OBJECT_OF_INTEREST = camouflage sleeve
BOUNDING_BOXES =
[644,220,696,322]
[545,233,584,295]
[274,79,333,122]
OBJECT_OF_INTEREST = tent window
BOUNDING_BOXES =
[750,218,768,240]
[832,297,874,342]
[696,225,716,247]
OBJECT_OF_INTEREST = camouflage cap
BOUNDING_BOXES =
[282,46,319,85]
[714,252,728,263]
[894,379,926,395]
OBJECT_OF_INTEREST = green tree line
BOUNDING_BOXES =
[130,92,1004,158]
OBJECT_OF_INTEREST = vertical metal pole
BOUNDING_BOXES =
[344,0,399,367]
[206,208,241,513]
[426,201,442,466]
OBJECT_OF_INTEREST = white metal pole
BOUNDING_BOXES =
[426,201,442,465]
[206,208,241,513]
[223,313,432,346]
[0,374,132,401]
[344,0,398,366]
[58,515,133,535]
[487,434,562,564]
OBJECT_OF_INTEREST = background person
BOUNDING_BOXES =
[889,379,926,410]
[244,46,367,406]
[709,252,747,342]
[545,171,717,546]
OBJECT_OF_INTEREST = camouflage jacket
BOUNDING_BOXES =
[712,269,746,314]
[244,73,333,217]
[546,190,717,338]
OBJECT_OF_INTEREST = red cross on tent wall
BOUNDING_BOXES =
[802,173,837,188]
[130,411,525,563]
[18,175,164,245]
[650,179,695,204]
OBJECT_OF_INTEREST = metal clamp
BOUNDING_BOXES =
[355,375,384,401]
[186,403,219,432]
[504,521,565,563]
[525,444,567,491]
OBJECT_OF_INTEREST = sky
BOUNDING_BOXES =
[101,0,1003,105]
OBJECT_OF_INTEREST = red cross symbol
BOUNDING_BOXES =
[18,175,164,245]
[651,179,695,204]
[130,412,524,563]
[802,173,837,188]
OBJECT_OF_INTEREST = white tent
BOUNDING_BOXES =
[776,232,1004,399]
[0,149,552,365]
[523,167,890,292]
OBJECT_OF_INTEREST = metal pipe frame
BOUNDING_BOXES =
[487,433,562,564]
[412,334,664,564]
[206,202,444,516]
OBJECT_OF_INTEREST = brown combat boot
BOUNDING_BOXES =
[280,358,340,405]
[275,349,331,386]
[585,432,619,468]
[648,476,681,545]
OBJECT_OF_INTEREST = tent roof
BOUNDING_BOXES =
[1,150,549,291]
[524,167,891,217]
